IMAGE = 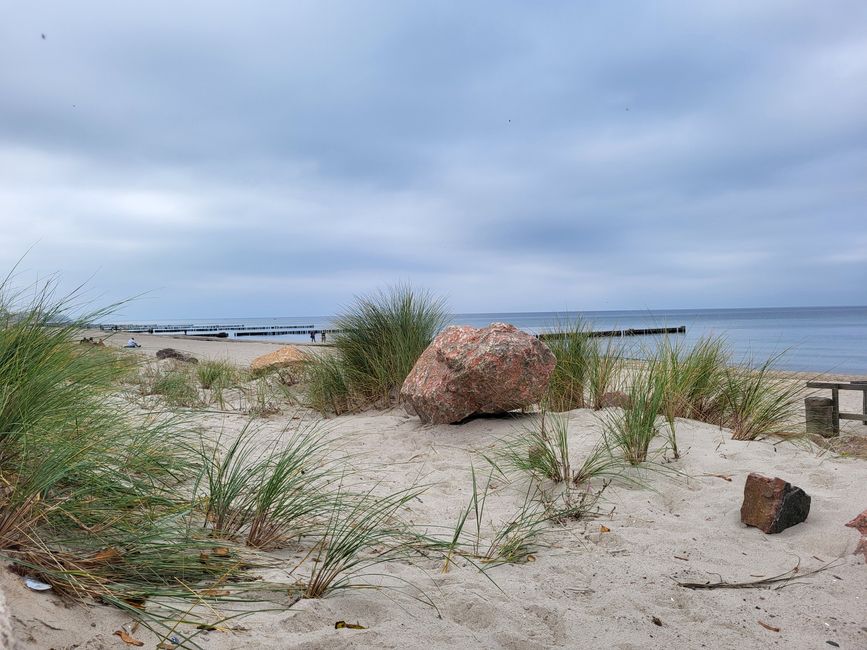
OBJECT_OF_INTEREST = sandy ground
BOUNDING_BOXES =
[83,329,325,367]
[5,335,866,649]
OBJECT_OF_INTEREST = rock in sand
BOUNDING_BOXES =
[401,322,556,424]
[845,509,867,560]
[250,345,309,376]
[740,472,811,534]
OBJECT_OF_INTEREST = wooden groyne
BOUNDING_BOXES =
[95,322,685,340]
[94,323,314,337]
[537,325,686,341]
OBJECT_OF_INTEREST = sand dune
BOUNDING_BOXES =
[6,333,865,649]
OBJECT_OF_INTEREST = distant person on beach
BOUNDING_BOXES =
[125,337,141,348]
[310,331,317,343]
[321,331,326,342]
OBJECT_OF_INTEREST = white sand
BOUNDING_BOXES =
[6,335,866,649]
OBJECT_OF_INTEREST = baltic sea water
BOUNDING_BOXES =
[145,306,867,375]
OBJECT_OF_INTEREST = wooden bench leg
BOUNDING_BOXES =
[831,388,840,435]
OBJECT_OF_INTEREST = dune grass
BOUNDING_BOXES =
[437,467,549,570]
[196,359,240,407]
[306,285,448,413]
[647,336,798,442]
[717,356,802,440]
[303,482,426,598]
[305,353,353,415]
[653,335,729,422]
[601,364,666,465]
[199,420,335,548]
[544,320,593,412]
[586,336,624,410]
[134,362,202,408]
[499,412,573,483]
[543,321,625,412]
[0,274,279,640]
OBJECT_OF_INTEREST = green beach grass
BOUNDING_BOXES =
[306,284,448,413]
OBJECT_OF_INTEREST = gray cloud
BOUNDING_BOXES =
[1,1,865,318]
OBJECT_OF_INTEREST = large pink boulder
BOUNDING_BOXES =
[401,322,556,424]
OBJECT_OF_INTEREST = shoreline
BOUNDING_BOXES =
[88,329,867,439]
[87,328,867,383]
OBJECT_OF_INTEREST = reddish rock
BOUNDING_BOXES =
[599,391,631,409]
[740,473,811,534]
[845,509,867,534]
[845,509,867,560]
[401,322,556,424]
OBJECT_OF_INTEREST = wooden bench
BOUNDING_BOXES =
[805,381,867,436]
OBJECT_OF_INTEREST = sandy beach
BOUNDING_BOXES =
[4,332,866,650]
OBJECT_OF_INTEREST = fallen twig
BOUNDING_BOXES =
[676,559,840,590]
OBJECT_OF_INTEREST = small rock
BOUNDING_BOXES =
[844,509,867,534]
[599,391,631,409]
[156,348,199,364]
[250,345,309,376]
[740,473,811,534]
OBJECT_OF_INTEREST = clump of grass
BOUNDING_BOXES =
[717,356,801,440]
[303,482,425,598]
[152,365,201,407]
[307,285,448,413]
[197,359,240,407]
[586,336,624,410]
[438,467,548,570]
[492,412,627,487]
[0,271,270,635]
[654,336,729,421]
[601,365,666,465]
[544,320,593,411]
[480,485,550,566]
[499,412,572,483]
[199,420,335,548]
[134,362,201,408]
[304,353,353,415]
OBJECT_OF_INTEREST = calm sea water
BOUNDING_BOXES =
[143,306,867,375]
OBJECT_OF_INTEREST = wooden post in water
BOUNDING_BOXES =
[805,397,836,438]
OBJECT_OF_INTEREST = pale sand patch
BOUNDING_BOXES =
[83,328,326,368]
[7,336,866,649]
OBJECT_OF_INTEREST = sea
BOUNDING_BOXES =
[131,306,867,376]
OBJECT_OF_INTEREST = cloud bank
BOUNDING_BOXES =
[1,1,865,318]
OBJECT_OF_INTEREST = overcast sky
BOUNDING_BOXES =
[1,1,865,319]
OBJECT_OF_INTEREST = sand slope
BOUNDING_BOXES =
[7,404,866,649]
[6,333,864,648]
